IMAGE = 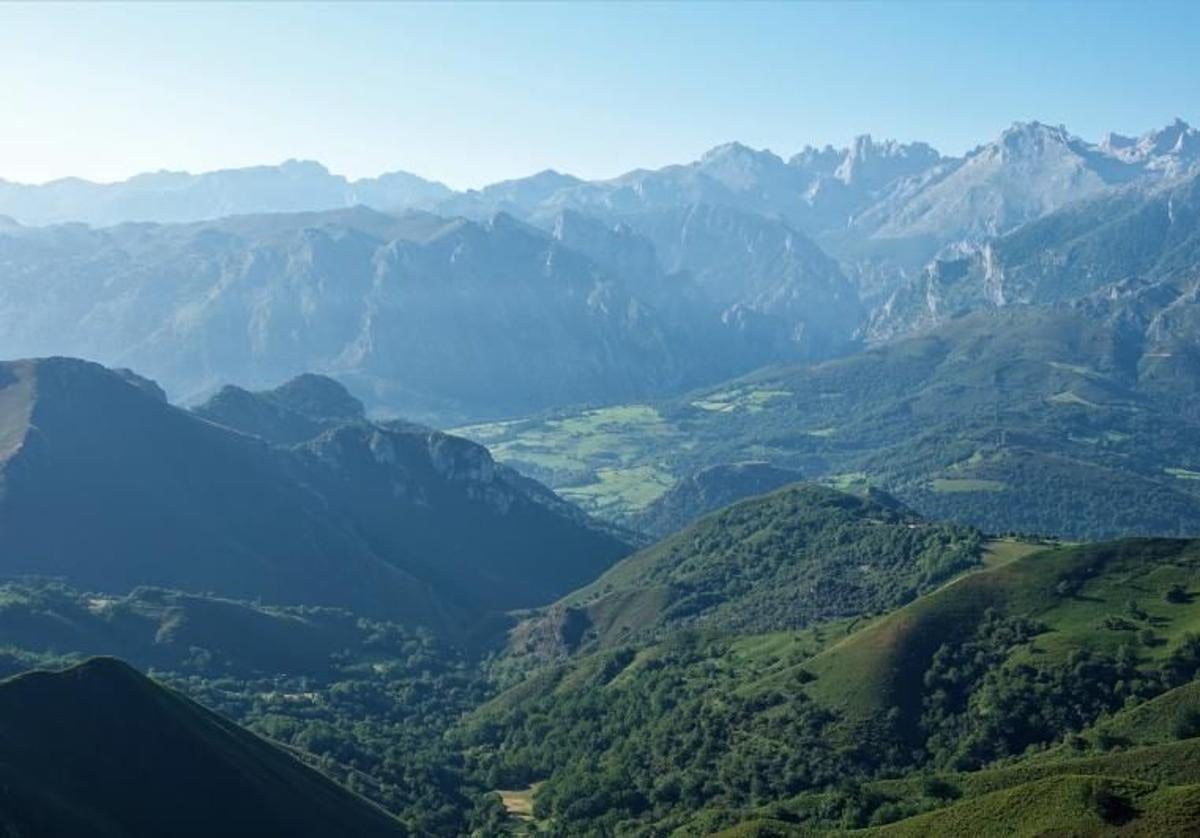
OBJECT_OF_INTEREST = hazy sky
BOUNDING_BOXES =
[3,1,1198,189]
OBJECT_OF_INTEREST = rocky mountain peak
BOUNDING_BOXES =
[992,121,1077,160]
[696,142,788,190]
[835,134,943,189]
[268,373,363,423]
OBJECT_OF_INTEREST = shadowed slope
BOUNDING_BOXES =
[0,657,407,837]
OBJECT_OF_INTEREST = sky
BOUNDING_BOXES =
[2,1,1199,190]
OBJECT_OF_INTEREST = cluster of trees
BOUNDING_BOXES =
[461,632,862,835]
[921,611,1200,771]
[598,485,983,641]
[461,606,1200,835]
[0,582,494,837]
[164,636,492,836]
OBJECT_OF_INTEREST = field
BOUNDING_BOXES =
[930,478,1008,493]
[450,310,1200,542]
[455,405,685,519]
[494,783,543,834]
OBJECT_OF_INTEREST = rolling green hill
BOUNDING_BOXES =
[462,536,1200,835]
[506,484,982,663]
[803,538,1200,739]
[720,773,1200,837]
[0,657,406,837]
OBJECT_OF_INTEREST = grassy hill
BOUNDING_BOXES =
[462,536,1200,835]
[505,484,982,663]
[804,538,1200,737]
[0,657,406,837]
[721,774,1200,837]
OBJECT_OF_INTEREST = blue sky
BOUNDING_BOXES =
[2,1,1198,189]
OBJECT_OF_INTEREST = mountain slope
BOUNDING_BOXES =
[0,357,436,621]
[866,168,1200,342]
[805,538,1200,736]
[465,536,1200,835]
[508,484,981,660]
[615,204,865,358]
[0,209,770,421]
[630,461,803,538]
[468,303,1200,540]
[0,357,631,626]
[0,657,406,837]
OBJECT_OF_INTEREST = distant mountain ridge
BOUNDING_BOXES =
[0,357,631,630]
[1,118,1198,425]
[865,166,1200,342]
[5,120,1194,240]
[0,159,452,227]
[0,205,857,421]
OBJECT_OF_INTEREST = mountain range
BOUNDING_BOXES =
[0,204,862,420]
[0,356,630,632]
[3,116,1200,835]
[0,159,452,227]
[0,119,1197,422]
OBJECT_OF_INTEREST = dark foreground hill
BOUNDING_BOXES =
[0,657,406,837]
[0,357,631,630]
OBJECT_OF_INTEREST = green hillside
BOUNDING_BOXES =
[506,484,983,663]
[0,657,406,837]
[858,775,1200,837]
[463,537,1200,835]
[804,538,1200,739]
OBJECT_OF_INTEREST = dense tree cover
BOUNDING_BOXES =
[462,632,860,836]
[518,485,983,664]
[612,487,982,635]
[171,643,489,835]
[465,613,1200,835]
[919,613,1200,770]
[0,582,493,836]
